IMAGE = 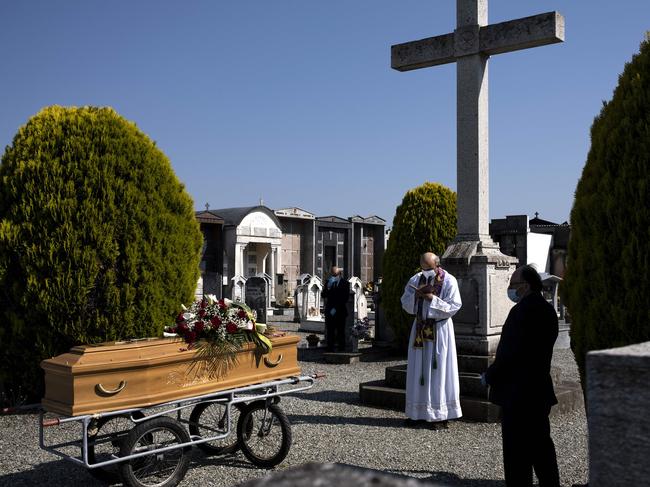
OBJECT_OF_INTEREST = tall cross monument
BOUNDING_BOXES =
[391,1,564,420]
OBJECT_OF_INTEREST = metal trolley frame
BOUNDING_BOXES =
[39,374,319,487]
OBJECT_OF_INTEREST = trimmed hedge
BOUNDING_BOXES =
[563,38,650,389]
[382,182,457,350]
[0,106,202,401]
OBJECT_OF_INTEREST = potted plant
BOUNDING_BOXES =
[305,334,320,348]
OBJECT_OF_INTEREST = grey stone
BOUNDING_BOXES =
[235,462,448,487]
[587,341,650,487]
[245,276,267,324]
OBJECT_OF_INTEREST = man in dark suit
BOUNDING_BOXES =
[321,265,350,352]
[483,264,560,487]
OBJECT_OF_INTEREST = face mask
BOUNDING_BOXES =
[422,269,437,278]
[507,288,520,303]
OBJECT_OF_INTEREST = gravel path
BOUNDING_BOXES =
[0,325,588,487]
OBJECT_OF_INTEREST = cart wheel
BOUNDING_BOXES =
[236,400,292,468]
[189,401,247,456]
[119,416,190,487]
[87,411,145,483]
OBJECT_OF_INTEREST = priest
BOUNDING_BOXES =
[400,252,463,429]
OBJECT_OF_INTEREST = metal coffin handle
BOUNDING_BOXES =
[96,380,127,395]
[263,354,283,368]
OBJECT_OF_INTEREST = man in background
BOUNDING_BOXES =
[321,265,350,352]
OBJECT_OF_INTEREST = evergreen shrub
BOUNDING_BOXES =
[563,38,650,389]
[0,106,202,401]
[381,182,457,351]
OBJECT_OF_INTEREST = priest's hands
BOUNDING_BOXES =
[415,284,435,301]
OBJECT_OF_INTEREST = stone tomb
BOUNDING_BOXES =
[245,276,267,324]
[348,276,363,311]
[299,275,325,333]
[587,341,650,487]
[231,275,247,302]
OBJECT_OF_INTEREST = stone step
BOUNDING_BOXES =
[383,365,489,399]
[359,378,584,422]
[358,380,501,422]
[458,354,494,373]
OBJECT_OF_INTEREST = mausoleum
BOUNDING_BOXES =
[194,205,385,304]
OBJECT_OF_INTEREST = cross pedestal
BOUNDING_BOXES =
[391,0,564,420]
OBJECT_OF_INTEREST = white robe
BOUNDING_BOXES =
[401,271,462,421]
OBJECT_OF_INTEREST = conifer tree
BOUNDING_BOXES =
[563,38,650,388]
[382,182,457,350]
[0,106,203,401]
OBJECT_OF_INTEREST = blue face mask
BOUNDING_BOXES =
[507,288,520,303]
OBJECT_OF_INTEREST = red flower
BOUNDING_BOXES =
[218,299,226,309]
[177,322,188,334]
[194,321,205,334]
[167,326,177,334]
[200,299,207,309]
[198,309,206,317]
[210,316,222,327]
[237,309,247,319]
[176,313,185,323]
[226,322,238,334]
[185,331,197,344]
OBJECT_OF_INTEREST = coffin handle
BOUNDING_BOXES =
[263,354,283,368]
[96,380,127,395]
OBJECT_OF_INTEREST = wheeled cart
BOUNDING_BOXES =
[40,374,319,487]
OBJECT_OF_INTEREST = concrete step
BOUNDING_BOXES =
[358,380,501,422]
[359,380,406,411]
[383,365,489,399]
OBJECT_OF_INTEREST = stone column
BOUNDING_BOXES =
[270,246,277,303]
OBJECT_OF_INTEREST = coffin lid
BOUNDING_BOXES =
[41,335,297,375]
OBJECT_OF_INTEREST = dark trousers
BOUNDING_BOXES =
[501,406,560,487]
[325,313,346,351]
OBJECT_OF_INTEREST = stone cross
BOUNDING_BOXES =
[392,1,564,243]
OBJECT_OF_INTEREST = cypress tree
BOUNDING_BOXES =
[382,182,457,350]
[0,106,203,401]
[563,38,650,388]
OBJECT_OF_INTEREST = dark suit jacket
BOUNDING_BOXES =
[485,292,558,410]
[321,277,351,318]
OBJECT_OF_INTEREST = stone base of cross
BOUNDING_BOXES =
[392,0,564,420]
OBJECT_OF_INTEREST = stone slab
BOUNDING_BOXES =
[323,352,362,365]
[236,462,447,487]
[587,341,650,487]
[299,320,325,333]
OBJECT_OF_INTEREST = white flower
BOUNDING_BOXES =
[223,298,233,306]
[206,294,217,305]
[183,312,195,321]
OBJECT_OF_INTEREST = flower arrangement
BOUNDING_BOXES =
[165,295,272,379]
[351,317,372,340]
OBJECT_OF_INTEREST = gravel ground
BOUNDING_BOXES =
[0,324,588,487]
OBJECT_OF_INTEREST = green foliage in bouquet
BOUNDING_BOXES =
[0,106,203,401]
[167,295,272,381]
[563,38,650,391]
[381,182,457,351]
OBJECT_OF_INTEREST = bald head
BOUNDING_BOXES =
[420,252,440,271]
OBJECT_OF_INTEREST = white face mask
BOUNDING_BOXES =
[507,288,520,303]
[421,268,437,278]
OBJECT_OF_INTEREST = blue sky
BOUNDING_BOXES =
[1,1,648,226]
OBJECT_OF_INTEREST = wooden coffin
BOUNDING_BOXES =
[41,334,300,416]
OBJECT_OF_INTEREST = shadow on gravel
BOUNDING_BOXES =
[389,469,506,486]
[284,389,359,405]
[0,459,102,487]
[287,413,406,428]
